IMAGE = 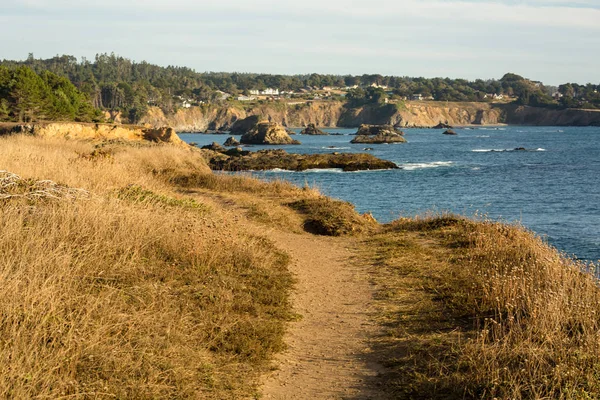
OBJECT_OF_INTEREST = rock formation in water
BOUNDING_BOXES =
[202,142,227,152]
[443,129,457,135]
[223,136,240,146]
[240,122,301,145]
[300,123,328,135]
[350,124,407,144]
[207,148,398,172]
[229,115,261,134]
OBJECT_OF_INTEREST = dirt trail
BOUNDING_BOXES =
[258,230,386,399]
[189,192,387,398]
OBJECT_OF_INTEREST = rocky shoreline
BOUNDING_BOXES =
[206,148,399,172]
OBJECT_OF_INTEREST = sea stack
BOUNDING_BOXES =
[350,124,407,144]
[240,122,301,145]
[300,123,328,135]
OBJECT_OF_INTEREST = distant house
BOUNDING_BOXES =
[484,93,504,100]
[215,91,231,101]
[182,100,192,108]
[411,94,423,101]
[261,88,280,96]
[552,92,564,100]
[345,85,359,90]
[249,89,260,95]
[370,83,388,89]
[236,95,256,102]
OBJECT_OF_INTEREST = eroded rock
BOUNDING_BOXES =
[300,123,328,135]
[350,124,407,144]
[240,122,301,145]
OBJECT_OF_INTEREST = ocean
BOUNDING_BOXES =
[179,126,600,262]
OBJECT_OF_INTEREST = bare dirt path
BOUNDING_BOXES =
[258,230,386,400]
[188,191,387,398]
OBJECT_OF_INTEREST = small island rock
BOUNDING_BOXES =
[300,124,328,135]
[223,136,240,146]
[240,122,301,145]
[350,124,407,144]
[433,122,454,129]
[443,129,457,135]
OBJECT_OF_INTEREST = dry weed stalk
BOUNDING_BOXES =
[0,170,91,200]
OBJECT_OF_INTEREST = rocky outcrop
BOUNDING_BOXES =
[201,142,227,152]
[355,124,404,136]
[230,115,260,134]
[351,124,407,144]
[443,129,457,135]
[140,105,245,132]
[240,122,301,145]
[300,123,328,135]
[207,149,398,172]
[503,105,600,126]
[223,136,240,146]
[433,122,453,129]
[0,122,186,146]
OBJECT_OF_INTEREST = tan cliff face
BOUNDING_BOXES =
[140,103,345,131]
[140,102,600,132]
[0,122,187,146]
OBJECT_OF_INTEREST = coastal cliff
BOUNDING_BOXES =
[140,102,600,131]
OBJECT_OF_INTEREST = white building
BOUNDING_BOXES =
[215,91,231,101]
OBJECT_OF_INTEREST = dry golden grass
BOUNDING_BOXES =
[0,135,295,398]
[364,214,600,399]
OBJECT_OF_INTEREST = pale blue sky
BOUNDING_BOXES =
[1,0,599,85]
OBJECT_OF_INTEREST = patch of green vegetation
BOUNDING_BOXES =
[287,197,376,236]
[117,184,211,212]
[394,100,408,112]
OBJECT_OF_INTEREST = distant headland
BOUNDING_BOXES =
[1,54,599,129]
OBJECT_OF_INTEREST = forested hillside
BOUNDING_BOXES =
[0,65,100,123]
[1,53,599,124]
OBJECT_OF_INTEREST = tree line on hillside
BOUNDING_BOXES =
[1,54,599,123]
[0,65,100,123]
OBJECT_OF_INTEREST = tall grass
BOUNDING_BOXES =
[0,135,294,398]
[370,215,600,399]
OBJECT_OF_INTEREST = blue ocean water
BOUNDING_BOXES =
[179,126,600,262]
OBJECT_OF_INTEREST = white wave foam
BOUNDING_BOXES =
[472,149,505,152]
[472,148,547,153]
[262,168,347,173]
[303,168,345,173]
[476,135,490,138]
[400,161,454,171]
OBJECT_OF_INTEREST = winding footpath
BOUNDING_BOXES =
[258,231,386,399]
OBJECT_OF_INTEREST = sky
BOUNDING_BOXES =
[1,0,599,85]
